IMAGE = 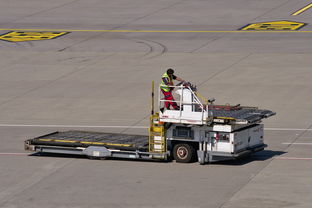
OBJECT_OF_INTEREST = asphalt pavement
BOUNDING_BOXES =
[0,0,312,207]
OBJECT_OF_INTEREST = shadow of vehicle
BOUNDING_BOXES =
[211,150,286,166]
[29,152,170,163]
[28,150,285,165]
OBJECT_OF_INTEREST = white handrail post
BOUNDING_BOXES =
[179,85,183,120]
[158,84,161,111]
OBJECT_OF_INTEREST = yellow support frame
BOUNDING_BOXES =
[148,81,166,153]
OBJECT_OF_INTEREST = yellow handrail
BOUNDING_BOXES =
[195,91,209,105]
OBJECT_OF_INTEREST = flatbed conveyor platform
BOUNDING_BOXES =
[25,131,149,151]
[24,131,168,161]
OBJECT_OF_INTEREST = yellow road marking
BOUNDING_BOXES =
[0,28,311,33]
[292,3,312,15]
[0,31,68,42]
[240,21,305,31]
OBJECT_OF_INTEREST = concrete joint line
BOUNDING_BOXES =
[0,159,73,206]
[198,53,252,86]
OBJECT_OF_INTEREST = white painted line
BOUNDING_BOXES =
[265,128,312,131]
[2,28,312,33]
[0,153,28,155]
[0,124,311,131]
[275,156,312,160]
[0,124,147,129]
[282,143,312,145]
[2,153,312,161]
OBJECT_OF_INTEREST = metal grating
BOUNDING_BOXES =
[29,131,149,150]
[211,108,275,123]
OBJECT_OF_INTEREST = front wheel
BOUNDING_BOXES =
[173,143,196,163]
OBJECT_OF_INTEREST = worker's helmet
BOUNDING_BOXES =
[167,68,174,75]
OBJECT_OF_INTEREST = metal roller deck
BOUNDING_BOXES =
[209,105,276,124]
[24,131,168,161]
[25,131,149,152]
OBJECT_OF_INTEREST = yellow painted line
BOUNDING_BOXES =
[38,139,52,142]
[80,141,110,145]
[80,141,132,147]
[54,139,76,143]
[80,141,95,144]
[39,139,76,143]
[38,138,132,147]
[0,28,312,33]
[292,3,312,15]
[215,117,236,120]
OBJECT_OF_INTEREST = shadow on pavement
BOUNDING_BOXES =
[29,152,87,159]
[212,150,286,166]
[28,150,286,166]
[28,152,170,163]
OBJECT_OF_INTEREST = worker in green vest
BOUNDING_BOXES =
[160,68,185,110]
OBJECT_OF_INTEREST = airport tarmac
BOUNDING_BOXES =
[0,0,312,207]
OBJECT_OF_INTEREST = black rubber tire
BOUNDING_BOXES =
[173,143,196,163]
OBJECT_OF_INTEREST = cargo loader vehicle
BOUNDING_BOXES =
[25,81,275,165]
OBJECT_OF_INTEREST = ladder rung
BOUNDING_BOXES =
[150,142,165,145]
[149,113,166,153]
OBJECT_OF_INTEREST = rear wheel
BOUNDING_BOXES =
[173,143,196,163]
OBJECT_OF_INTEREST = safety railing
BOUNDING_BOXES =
[158,84,209,123]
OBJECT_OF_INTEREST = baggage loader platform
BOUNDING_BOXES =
[24,131,167,161]
[25,130,149,151]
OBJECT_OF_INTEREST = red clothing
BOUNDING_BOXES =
[161,90,179,110]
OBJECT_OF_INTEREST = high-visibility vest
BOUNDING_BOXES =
[160,72,173,92]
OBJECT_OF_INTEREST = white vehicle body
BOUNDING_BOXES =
[164,123,265,163]
[156,83,272,164]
